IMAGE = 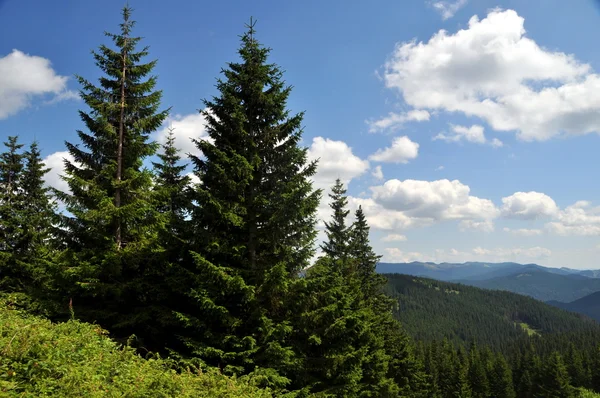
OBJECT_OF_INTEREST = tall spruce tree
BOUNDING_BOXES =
[55,6,169,346]
[178,18,320,386]
[538,352,575,398]
[0,136,25,292]
[321,178,350,261]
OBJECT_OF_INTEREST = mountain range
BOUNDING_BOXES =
[378,261,600,303]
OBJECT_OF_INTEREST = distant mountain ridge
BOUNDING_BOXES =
[548,291,600,322]
[377,261,600,302]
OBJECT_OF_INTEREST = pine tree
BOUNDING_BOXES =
[178,18,320,387]
[348,205,382,294]
[537,352,575,398]
[0,136,25,292]
[321,178,350,261]
[468,343,490,398]
[55,5,169,347]
[20,142,55,258]
[489,352,516,398]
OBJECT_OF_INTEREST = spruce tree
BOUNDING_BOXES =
[178,18,320,387]
[538,352,575,398]
[489,352,516,398]
[55,6,169,346]
[348,205,382,293]
[321,178,350,261]
[0,136,25,292]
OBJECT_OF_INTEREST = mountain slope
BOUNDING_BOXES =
[460,269,600,302]
[377,261,599,282]
[384,273,599,351]
[548,291,600,322]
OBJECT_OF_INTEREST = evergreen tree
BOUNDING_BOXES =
[55,5,169,347]
[537,352,575,398]
[178,18,320,388]
[468,343,490,398]
[348,205,382,294]
[321,178,350,261]
[565,342,586,388]
[0,136,25,292]
[489,352,515,398]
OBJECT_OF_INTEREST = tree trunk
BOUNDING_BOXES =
[115,40,127,249]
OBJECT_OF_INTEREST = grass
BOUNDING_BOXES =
[0,303,271,397]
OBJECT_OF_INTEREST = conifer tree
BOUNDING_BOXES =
[348,205,382,293]
[538,352,575,398]
[489,352,515,398]
[20,142,55,258]
[321,178,350,261]
[0,136,25,292]
[178,18,320,386]
[468,343,490,398]
[55,5,169,346]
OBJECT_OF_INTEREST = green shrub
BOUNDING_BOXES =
[0,304,271,397]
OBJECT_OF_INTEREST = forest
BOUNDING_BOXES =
[1,5,600,397]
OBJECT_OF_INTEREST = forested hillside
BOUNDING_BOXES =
[385,273,600,350]
[1,5,600,398]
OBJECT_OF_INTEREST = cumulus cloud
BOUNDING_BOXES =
[0,49,75,119]
[383,247,431,262]
[382,233,407,242]
[545,201,600,236]
[307,137,370,191]
[503,227,543,237]
[459,219,494,233]
[368,109,430,132]
[43,151,75,193]
[431,0,468,20]
[155,112,211,156]
[501,191,559,220]
[372,165,384,180]
[433,124,504,147]
[381,9,600,141]
[369,136,419,164]
[370,179,499,221]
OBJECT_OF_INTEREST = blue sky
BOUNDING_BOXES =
[2,0,600,268]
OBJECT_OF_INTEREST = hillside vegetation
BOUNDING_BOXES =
[0,304,270,397]
[384,273,600,350]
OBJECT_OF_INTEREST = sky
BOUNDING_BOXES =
[2,0,600,269]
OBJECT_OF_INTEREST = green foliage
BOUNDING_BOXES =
[0,304,270,397]
[54,5,170,349]
[321,178,350,261]
[384,273,599,350]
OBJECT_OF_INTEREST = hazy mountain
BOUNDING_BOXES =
[548,291,600,322]
[377,261,598,282]
[459,269,600,302]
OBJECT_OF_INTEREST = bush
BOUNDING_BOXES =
[0,304,271,397]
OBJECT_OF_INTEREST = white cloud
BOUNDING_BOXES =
[347,196,428,231]
[43,151,75,193]
[382,9,600,141]
[436,165,445,171]
[370,179,499,221]
[369,136,419,164]
[372,165,384,180]
[544,201,600,236]
[368,109,430,132]
[156,112,211,156]
[0,49,75,119]
[490,138,504,148]
[383,247,432,262]
[459,219,494,233]
[433,124,503,147]
[501,191,559,220]
[431,0,468,20]
[382,233,407,242]
[307,137,370,191]
[472,246,552,260]
[503,227,543,237]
